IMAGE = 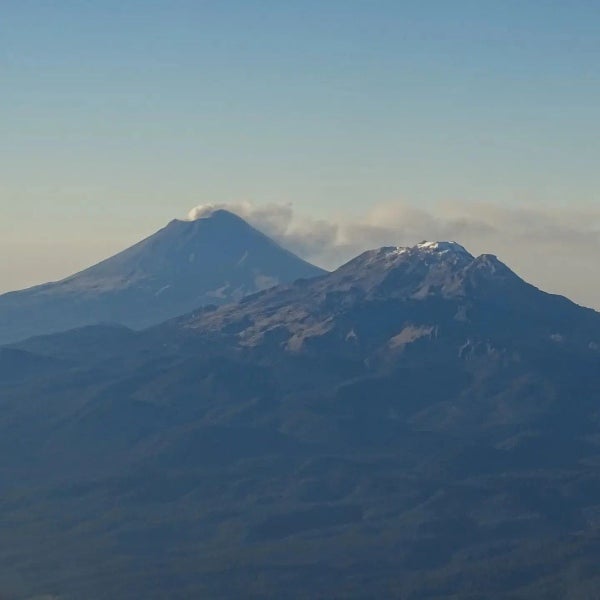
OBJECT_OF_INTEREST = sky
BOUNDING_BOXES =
[1,1,599,306]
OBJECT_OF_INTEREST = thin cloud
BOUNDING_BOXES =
[188,201,600,309]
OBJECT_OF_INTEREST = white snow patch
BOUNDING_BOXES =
[154,284,171,297]
[207,284,230,299]
[416,241,471,255]
[389,246,409,256]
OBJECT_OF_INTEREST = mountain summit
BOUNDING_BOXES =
[176,239,598,359]
[0,209,326,344]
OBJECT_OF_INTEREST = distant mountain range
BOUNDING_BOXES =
[2,233,600,598]
[0,209,325,345]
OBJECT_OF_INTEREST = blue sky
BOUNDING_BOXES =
[1,1,600,304]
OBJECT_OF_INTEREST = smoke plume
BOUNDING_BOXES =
[187,201,600,309]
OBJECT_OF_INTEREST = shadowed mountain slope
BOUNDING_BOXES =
[1,241,600,599]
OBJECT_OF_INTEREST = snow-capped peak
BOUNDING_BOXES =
[415,241,472,256]
[349,241,474,268]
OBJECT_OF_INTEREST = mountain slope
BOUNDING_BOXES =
[0,209,326,344]
[2,241,600,599]
[174,240,600,361]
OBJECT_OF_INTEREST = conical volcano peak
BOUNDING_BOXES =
[0,209,326,344]
[192,208,245,224]
[166,208,249,231]
[186,204,252,225]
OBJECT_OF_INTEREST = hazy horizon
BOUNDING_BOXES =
[2,201,600,312]
[2,1,599,306]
